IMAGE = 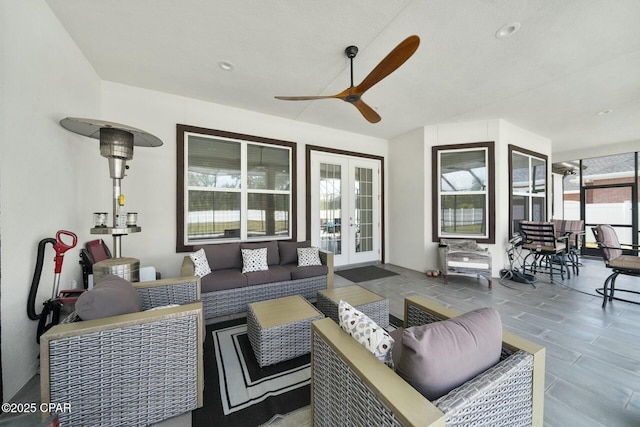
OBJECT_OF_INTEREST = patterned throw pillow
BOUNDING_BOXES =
[241,247,269,273]
[189,248,211,277]
[338,300,394,367]
[297,247,322,267]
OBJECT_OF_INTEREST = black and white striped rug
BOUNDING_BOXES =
[192,317,310,427]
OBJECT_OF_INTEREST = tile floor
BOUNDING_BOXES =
[3,257,640,426]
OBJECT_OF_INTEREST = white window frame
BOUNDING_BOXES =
[509,145,548,236]
[177,126,295,250]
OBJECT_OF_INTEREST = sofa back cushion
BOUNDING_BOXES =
[278,240,311,265]
[241,241,280,265]
[198,243,242,271]
[395,307,502,400]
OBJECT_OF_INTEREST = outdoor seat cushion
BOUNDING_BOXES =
[608,255,640,270]
[283,264,329,280]
[198,243,242,271]
[244,265,291,286]
[200,268,248,293]
[76,275,142,320]
[394,307,502,400]
[522,242,566,252]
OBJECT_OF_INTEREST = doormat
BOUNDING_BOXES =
[335,265,399,283]
[193,313,402,426]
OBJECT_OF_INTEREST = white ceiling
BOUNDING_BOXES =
[46,0,640,157]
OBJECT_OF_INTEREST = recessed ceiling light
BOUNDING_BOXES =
[495,22,521,39]
[218,61,234,71]
[596,109,613,116]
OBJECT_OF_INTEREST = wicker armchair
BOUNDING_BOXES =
[40,276,204,427]
[311,295,545,427]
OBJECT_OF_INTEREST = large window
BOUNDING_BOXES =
[177,125,296,251]
[432,142,495,243]
[509,145,547,237]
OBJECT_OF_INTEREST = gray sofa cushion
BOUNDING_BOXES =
[283,264,329,280]
[76,275,142,320]
[395,307,502,400]
[199,243,241,271]
[278,240,311,265]
[241,241,280,265]
[200,268,248,292]
[244,265,291,286]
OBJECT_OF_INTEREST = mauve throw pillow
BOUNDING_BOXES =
[76,275,142,320]
[395,307,502,400]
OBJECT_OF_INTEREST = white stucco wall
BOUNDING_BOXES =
[387,127,427,272]
[388,119,552,277]
[1,0,102,399]
[98,82,389,276]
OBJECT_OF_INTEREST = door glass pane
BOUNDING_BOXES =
[584,186,633,248]
[320,163,342,255]
[355,167,374,253]
[440,194,486,236]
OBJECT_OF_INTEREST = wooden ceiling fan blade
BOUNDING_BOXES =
[354,35,420,95]
[352,99,381,123]
[274,95,338,101]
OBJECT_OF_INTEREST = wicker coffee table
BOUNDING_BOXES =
[247,295,324,367]
[317,284,389,328]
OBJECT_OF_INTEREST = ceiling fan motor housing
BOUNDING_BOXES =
[345,45,358,59]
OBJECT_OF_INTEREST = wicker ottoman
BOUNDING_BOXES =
[247,295,324,367]
[317,284,389,328]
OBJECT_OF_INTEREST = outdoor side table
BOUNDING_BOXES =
[317,284,389,329]
[247,295,324,367]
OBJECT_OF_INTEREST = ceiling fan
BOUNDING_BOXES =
[275,35,420,123]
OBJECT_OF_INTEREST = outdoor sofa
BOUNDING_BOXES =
[181,240,334,320]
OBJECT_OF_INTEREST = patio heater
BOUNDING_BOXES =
[59,117,163,281]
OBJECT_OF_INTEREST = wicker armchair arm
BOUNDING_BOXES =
[318,249,334,288]
[434,350,534,425]
[311,318,445,427]
[181,255,195,276]
[134,276,201,310]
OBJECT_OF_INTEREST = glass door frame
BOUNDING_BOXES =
[581,182,638,257]
[306,145,385,265]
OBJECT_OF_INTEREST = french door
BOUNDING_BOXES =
[310,153,381,267]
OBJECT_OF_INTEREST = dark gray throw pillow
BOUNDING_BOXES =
[76,274,142,320]
[394,307,502,400]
